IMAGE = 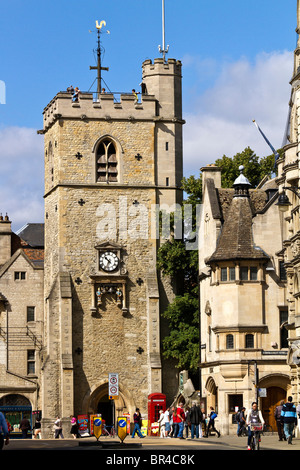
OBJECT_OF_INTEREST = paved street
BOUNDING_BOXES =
[2,433,299,453]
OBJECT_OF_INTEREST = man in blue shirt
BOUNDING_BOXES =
[0,412,9,450]
[281,396,298,445]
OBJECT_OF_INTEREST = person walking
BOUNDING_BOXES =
[281,396,297,444]
[131,408,145,438]
[274,400,285,441]
[0,412,9,450]
[237,407,246,436]
[199,407,206,438]
[19,416,31,439]
[54,416,64,439]
[189,402,202,439]
[33,417,42,439]
[175,403,186,439]
[158,410,166,438]
[163,407,171,437]
[70,415,79,439]
[205,407,220,438]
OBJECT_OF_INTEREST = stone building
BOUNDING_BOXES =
[0,220,44,429]
[198,165,290,435]
[39,57,183,434]
[276,0,300,403]
[0,50,184,433]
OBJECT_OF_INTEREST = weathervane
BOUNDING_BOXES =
[89,20,110,100]
[158,0,169,63]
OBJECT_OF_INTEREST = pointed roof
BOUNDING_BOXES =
[207,167,269,264]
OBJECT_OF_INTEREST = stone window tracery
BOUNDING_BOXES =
[96,139,118,183]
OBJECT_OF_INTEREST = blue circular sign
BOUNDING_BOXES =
[118,419,126,428]
[94,418,101,426]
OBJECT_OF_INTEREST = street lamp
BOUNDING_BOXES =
[275,187,300,212]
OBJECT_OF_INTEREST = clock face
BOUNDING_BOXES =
[99,251,119,272]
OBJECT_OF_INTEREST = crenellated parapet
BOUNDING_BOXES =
[42,91,158,131]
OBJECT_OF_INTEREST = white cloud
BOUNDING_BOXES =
[183,50,293,176]
[0,50,294,229]
[0,127,44,230]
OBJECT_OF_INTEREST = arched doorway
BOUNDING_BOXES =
[261,386,286,430]
[97,394,114,427]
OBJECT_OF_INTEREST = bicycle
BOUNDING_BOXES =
[250,424,263,450]
[262,423,273,435]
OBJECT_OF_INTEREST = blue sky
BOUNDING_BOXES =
[0,0,297,229]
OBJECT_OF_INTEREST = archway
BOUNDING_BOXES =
[97,394,114,427]
[82,381,135,427]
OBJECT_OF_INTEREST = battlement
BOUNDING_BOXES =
[42,58,183,131]
[42,91,158,130]
[142,58,182,77]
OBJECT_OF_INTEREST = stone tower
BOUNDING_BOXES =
[40,56,184,431]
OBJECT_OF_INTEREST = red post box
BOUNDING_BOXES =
[148,393,166,435]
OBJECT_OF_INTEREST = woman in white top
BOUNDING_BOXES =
[246,402,264,450]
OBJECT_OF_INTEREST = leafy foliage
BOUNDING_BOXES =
[158,147,280,375]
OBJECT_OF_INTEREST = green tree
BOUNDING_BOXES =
[158,147,280,375]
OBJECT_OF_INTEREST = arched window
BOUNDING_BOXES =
[226,334,234,349]
[96,139,118,183]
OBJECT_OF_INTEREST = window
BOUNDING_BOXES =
[279,261,287,281]
[14,272,26,281]
[250,267,257,281]
[27,306,35,322]
[240,266,258,281]
[27,350,35,375]
[221,267,227,282]
[96,139,118,183]
[228,394,243,414]
[226,334,234,349]
[245,334,254,348]
[229,267,236,281]
[280,308,288,348]
[240,267,248,281]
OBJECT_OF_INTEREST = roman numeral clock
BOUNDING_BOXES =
[90,241,128,316]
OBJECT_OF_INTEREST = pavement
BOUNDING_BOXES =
[2,433,299,454]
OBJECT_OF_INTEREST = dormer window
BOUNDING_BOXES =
[96,139,118,183]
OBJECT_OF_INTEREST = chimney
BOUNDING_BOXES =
[0,213,12,265]
[200,164,222,195]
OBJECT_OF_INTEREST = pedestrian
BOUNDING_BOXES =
[174,402,185,439]
[33,417,42,439]
[164,407,171,437]
[281,396,297,444]
[205,407,220,438]
[67,85,74,94]
[70,415,78,439]
[72,87,80,102]
[237,407,246,436]
[169,407,174,437]
[246,402,264,450]
[184,406,190,438]
[199,407,206,437]
[0,412,9,450]
[158,410,166,438]
[19,416,31,438]
[54,416,64,439]
[189,402,202,439]
[274,400,285,441]
[131,408,145,438]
